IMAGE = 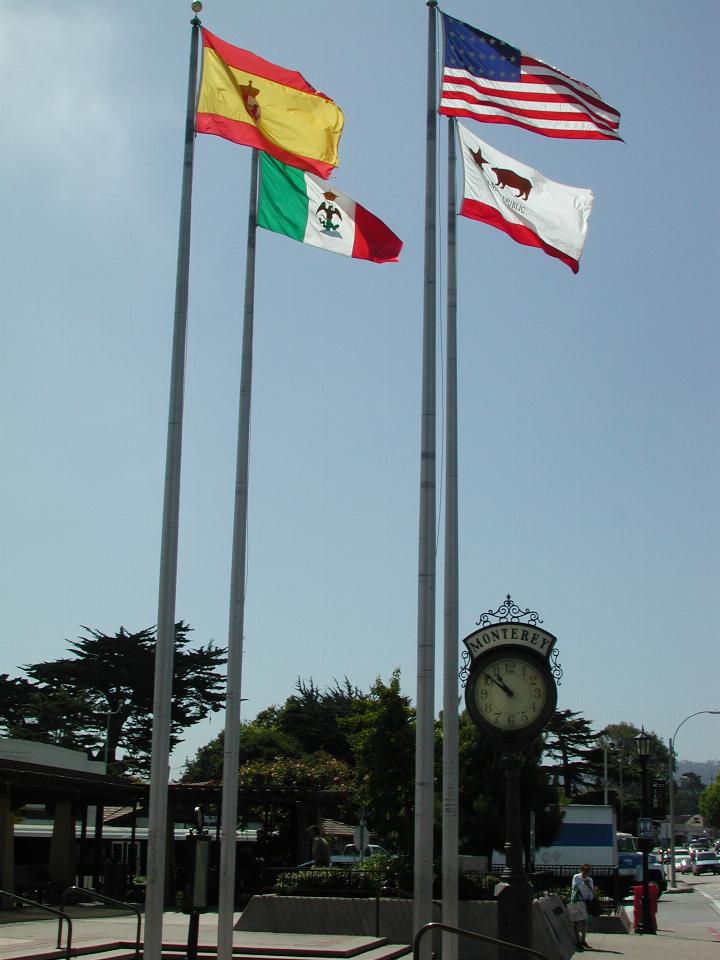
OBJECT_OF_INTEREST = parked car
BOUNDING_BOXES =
[295,855,359,869]
[633,854,667,895]
[676,855,693,875]
[692,851,720,876]
[343,844,389,859]
[295,844,390,871]
[647,854,667,893]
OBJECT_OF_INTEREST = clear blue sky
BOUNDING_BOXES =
[1,1,718,778]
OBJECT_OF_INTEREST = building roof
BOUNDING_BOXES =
[0,756,147,806]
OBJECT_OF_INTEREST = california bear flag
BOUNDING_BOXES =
[258,153,402,263]
[457,122,593,273]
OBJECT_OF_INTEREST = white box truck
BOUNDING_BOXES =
[534,804,618,868]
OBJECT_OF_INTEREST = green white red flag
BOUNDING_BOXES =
[257,153,402,263]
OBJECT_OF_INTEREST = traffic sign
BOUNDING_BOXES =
[353,822,370,855]
[638,817,653,839]
[651,778,667,817]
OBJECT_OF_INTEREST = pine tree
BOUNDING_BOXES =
[0,622,226,776]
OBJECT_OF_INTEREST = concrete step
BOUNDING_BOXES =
[0,948,135,960]
[159,943,411,960]
[228,938,397,959]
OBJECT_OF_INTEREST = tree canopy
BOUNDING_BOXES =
[457,711,563,859]
[182,671,569,860]
[341,670,416,852]
[699,772,720,828]
[0,622,226,776]
[183,672,415,850]
[543,709,603,798]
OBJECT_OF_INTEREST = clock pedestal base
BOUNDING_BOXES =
[497,880,534,960]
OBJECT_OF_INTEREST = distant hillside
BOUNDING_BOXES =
[678,759,719,785]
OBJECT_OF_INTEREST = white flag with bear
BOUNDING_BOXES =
[457,122,594,273]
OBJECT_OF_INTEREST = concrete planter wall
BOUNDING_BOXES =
[236,894,578,960]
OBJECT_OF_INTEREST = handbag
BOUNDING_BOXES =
[567,901,588,922]
[586,897,602,917]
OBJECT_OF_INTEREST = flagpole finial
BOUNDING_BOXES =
[191,1,202,26]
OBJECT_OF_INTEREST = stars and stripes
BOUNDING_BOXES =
[439,12,621,141]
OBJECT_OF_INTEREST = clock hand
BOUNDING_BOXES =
[487,674,515,697]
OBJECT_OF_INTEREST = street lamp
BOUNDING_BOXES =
[104,703,123,774]
[668,710,720,887]
[598,735,609,805]
[634,728,655,935]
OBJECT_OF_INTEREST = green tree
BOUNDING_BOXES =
[600,722,669,781]
[675,771,706,815]
[0,674,40,728]
[182,677,369,783]
[599,722,669,832]
[236,754,354,794]
[182,722,302,781]
[0,673,96,752]
[457,711,563,860]
[276,678,366,764]
[0,623,226,776]
[342,670,415,853]
[699,773,720,828]
[543,709,603,797]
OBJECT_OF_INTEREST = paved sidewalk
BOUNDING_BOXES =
[583,882,720,959]
[1,883,719,960]
[0,912,391,960]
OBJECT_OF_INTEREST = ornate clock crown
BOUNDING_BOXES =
[460,594,563,687]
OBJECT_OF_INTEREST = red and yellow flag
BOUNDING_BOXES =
[196,30,344,179]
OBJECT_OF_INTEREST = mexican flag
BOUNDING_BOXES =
[257,153,402,263]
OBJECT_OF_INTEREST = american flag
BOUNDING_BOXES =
[439,12,621,141]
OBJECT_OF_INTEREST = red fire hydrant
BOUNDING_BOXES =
[632,883,658,933]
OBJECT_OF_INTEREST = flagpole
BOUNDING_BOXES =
[217,147,259,960]
[413,1,438,954]
[441,116,459,960]
[144,7,201,959]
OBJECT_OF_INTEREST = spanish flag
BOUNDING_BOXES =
[196,29,344,179]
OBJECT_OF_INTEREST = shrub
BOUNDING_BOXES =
[274,866,387,896]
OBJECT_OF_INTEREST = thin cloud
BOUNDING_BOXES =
[0,5,152,200]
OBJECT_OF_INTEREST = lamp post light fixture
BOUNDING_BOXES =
[634,728,655,935]
[668,710,720,887]
[104,703,124,775]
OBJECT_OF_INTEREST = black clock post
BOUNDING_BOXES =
[496,749,535,960]
[461,596,561,960]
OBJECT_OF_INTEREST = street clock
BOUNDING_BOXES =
[465,646,557,745]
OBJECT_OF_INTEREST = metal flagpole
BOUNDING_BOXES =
[441,116,459,960]
[144,7,201,959]
[217,147,259,960]
[413,2,438,955]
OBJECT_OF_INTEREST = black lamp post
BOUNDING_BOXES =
[634,728,655,934]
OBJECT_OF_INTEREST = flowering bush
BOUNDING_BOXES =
[237,754,354,794]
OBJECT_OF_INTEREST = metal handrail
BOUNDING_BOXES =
[0,888,73,960]
[413,920,551,960]
[59,886,142,959]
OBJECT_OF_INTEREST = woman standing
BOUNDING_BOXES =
[570,863,596,950]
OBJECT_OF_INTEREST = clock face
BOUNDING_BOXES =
[466,650,555,739]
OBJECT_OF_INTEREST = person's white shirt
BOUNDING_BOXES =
[572,872,595,901]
